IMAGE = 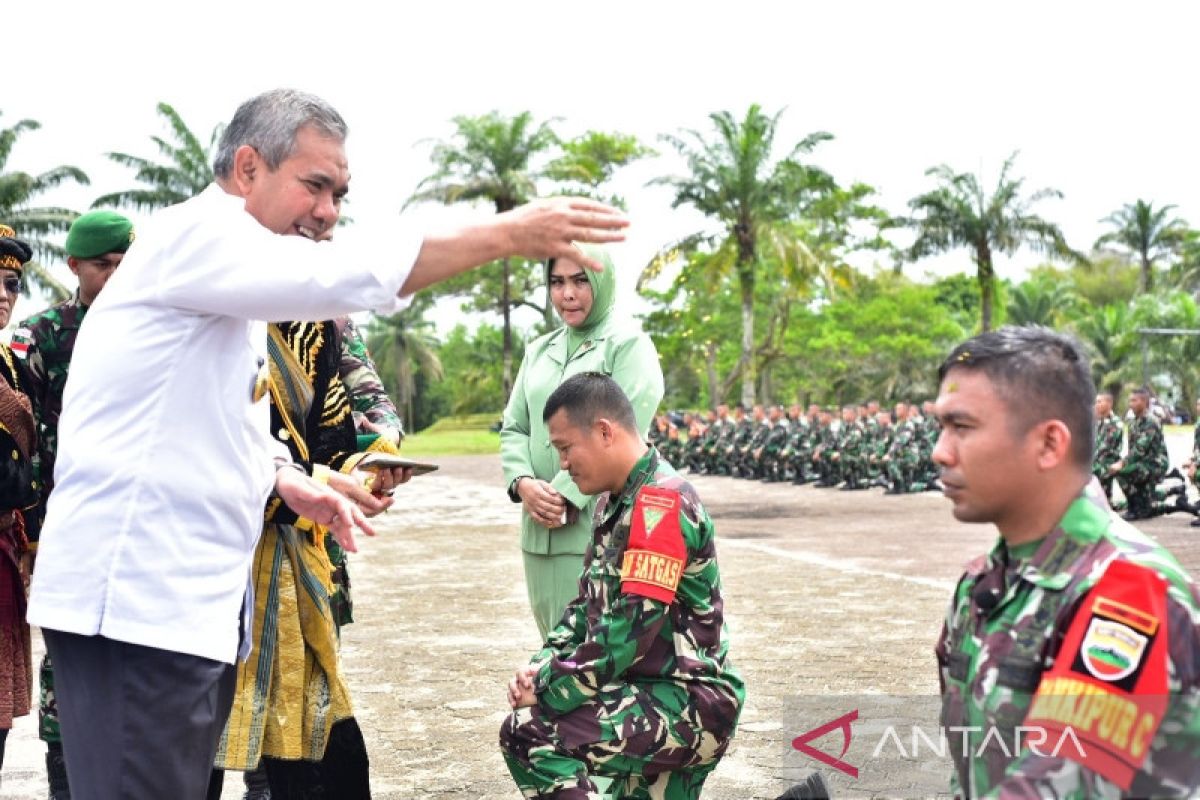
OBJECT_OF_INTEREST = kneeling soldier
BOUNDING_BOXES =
[500,372,743,799]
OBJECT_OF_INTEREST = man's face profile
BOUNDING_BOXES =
[241,125,349,239]
[547,409,609,496]
[933,368,1035,526]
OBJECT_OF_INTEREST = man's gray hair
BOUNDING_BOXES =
[212,89,348,178]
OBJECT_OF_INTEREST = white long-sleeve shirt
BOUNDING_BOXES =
[27,184,419,664]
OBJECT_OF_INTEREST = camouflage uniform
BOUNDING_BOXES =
[718,416,753,477]
[937,482,1200,797]
[1093,411,1124,502]
[834,418,867,489]
[883,419,920,493]
[915,413,941,486]
[684,423,709,473]
[697,417,728,475]
[868,420,892,485]
[737,418,771,479]
[759,418,791,482]
[814,418,841,487]
[12,294,88,748]
[1116,414,1169,517]
[783,418,811,484]
[500,449,743,799]
[860,415,881,481]
[334,316,404,438]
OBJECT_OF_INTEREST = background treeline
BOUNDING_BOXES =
[4,105,1199,431]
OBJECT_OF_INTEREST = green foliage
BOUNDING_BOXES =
[1005,272,1077,327]
[796,276,964,403]
[93,102,218,211]
[364,295,443,431]
[0,110,87,301]
[544,131,655,206]
[422,323,523,420]
[1039,255,1140,309]
[1070,302,1136,403]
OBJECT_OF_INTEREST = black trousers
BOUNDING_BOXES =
[43,629,237,800]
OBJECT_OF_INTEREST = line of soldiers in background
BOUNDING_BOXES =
[648,400,943,494]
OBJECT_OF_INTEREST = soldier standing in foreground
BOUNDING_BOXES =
[13,210,132,800]
[933,326,1200,797]
[500,372,742,799]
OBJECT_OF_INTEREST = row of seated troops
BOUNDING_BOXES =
[649,401,941,494]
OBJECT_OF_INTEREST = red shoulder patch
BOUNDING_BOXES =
[620,486,686,604]
[1023,559,1169,790]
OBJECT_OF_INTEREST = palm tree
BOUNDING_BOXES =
[1094,199,1188,294]
[1005,280,1076,327]
[901,152,1070,332]
[364,299,444,433]
[92,102,219,211]
[0,111,88,300]
[649,104,833,407]
[405,111,558,396]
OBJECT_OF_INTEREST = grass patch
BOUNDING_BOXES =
[398,412,503,456]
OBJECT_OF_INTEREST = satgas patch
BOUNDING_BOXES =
[1024,559,1169,790]
[620,485,685,604]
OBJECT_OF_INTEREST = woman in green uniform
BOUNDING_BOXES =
[501,244,663,639]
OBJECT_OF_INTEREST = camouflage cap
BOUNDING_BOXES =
[65,210,135,259]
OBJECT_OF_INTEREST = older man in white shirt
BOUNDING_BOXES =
[26,89,627,800]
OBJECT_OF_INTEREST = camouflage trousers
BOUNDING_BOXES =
[886,454,919,492]
[39,653,60,743]
[500,684,731,799]
[1117,467,1164,512]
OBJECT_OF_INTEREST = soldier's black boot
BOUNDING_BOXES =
[243,765,271,800]
[776,771,830,799]
[46,742,70,800]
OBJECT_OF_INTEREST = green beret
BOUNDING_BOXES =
[65,211,135,259]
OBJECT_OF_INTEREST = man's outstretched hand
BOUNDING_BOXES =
[503,197,629,270]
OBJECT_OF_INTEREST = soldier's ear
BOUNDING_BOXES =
[1033,419,1071,470]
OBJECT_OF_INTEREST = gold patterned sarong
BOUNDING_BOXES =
[215,323,353,769]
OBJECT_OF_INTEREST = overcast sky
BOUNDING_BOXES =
[7,0,1199,330]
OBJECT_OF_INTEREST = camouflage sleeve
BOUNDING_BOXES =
[1005,569,1200,797]
[534,493,700,716]
[534,585,590,664]
[337,317,404,434]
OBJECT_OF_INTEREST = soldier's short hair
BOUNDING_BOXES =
[938,326,1095,469]
[543,372,638,435]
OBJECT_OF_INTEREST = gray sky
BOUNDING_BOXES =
[7,0,1199,329]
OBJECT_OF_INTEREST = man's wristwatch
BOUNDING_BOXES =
[508,475,532,503]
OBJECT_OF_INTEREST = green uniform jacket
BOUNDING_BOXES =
[500,246,664,557]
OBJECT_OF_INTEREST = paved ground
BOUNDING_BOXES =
[3,452,1199,799]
